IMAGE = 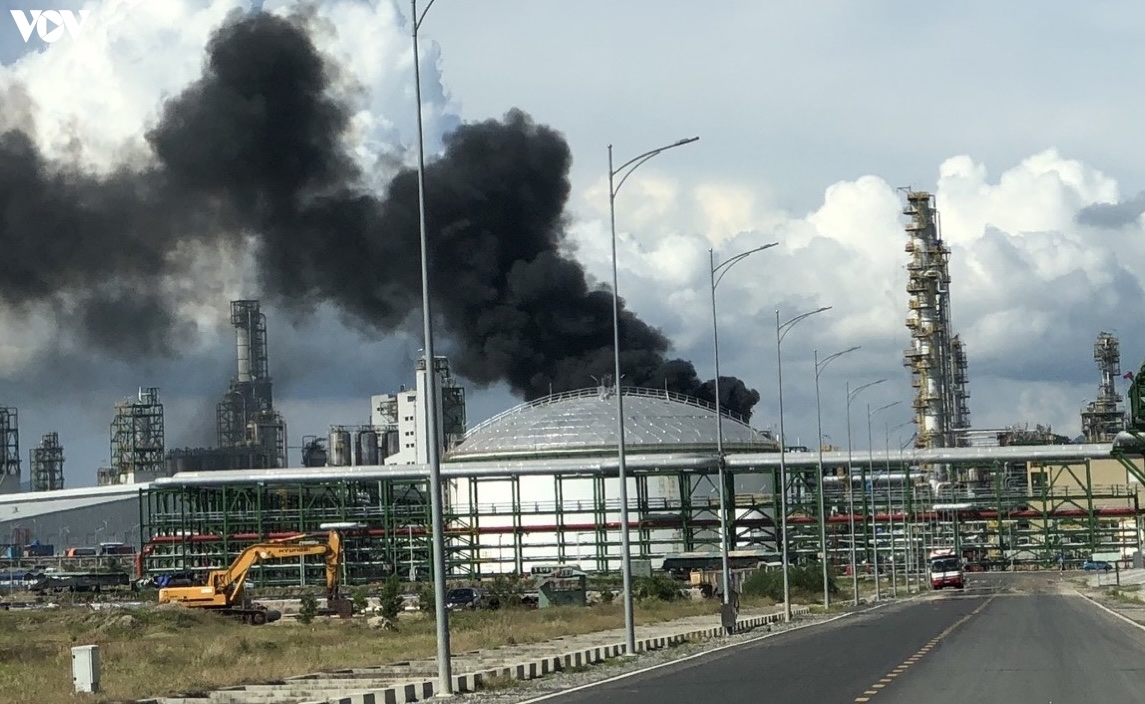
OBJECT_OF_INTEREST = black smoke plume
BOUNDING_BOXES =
[0,10,761,421]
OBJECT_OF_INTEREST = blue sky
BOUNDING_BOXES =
[2,0,1145,487]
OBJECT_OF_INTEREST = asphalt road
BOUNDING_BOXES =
[878,579,1145,703]
[529,574,1145,704]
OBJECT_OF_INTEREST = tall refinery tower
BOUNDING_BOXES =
[216,300,287,468]
[902,190,971,449]
[1080,332,1126,442]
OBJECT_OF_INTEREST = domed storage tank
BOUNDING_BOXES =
[356,428,380,466]
[328,428,351,466]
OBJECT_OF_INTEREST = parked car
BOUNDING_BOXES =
[1083,560,1113,572]
[445,587,488,611]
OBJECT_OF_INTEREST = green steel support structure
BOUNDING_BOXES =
[139,458,1142,587]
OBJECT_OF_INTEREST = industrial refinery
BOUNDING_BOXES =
[1,190,1144,589]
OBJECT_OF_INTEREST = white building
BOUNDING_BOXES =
[371,356,464,466]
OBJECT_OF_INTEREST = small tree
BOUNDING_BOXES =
[379,573,403,621]
[416,582,436,615]
[298,593,318,624]
[351,586,370,613]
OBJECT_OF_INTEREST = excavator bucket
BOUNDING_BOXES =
[328,597,354,619]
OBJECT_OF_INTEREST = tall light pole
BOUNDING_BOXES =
[710,243,777,613]
[410,0,451,694]
[609,136,698,653]
[813,346,859,609]
[846,379,884,606]
[897,432,917,591]
[776,306,831,621]
[867,400,900,600]
[885,419,912,598]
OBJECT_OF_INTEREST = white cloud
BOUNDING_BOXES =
[2,0,1143,483]
[568,148,1145,442]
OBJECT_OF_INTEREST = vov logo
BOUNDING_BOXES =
[10,9,91,43]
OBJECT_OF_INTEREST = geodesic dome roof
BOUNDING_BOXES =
[447,386,777,460]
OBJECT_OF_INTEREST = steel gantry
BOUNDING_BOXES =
[139,444,1143,586]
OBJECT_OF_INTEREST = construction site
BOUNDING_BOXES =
[1,191,1144,589]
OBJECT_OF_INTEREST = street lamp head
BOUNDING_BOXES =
[816,345,861,378]
[871,400,902,419]
[610,136,700,185]
[711,241,779,287]
[778,305,832,343]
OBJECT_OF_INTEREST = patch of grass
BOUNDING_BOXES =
[1106,589,1144,605]
[0,597,732,704]
[479,673,519,691]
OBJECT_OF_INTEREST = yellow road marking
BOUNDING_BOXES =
[851,596,995,701]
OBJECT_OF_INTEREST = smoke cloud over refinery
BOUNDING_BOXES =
[0,11,760,418]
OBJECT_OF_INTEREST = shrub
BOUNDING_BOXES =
[742,565,837,602]
[633,575,682,601]
[298,593,318,624]
[486,573,527,609]
[416,582,436,614]
[351,586,369,613]
[379,574,403,621]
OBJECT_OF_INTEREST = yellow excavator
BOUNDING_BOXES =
[157,530,354,624]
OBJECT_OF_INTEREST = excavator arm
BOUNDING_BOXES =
[210,540,334,604]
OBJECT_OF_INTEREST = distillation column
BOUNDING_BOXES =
[215,300,286,468]
[902,191,970,450]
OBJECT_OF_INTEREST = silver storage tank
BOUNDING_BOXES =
[327,428,352,466]
[356,428,380,466]
[383,429,400,459]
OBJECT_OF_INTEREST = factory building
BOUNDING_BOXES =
[134,382,779,585]
[366,356,467,466]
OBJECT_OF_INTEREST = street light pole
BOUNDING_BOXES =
[885,419,911,598]
[866,400,900,601]
[897,433,916,591]
[813,346,859,609]
[776,306,831,622]
[609,136,698,653]
[710,243,777,614]
[410,0,451,694]
[846,379,884,606]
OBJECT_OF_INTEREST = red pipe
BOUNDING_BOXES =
[141,505,1141,548]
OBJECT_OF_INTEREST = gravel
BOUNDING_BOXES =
[448,611,841,704]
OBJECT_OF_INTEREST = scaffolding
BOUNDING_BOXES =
[107,388,165,484]
[29,432,64,491]
[1081,332,1126,442]
[138,452,1141,587]
[0,408,18,487]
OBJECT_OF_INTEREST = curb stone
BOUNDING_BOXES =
[140,607,809,704]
